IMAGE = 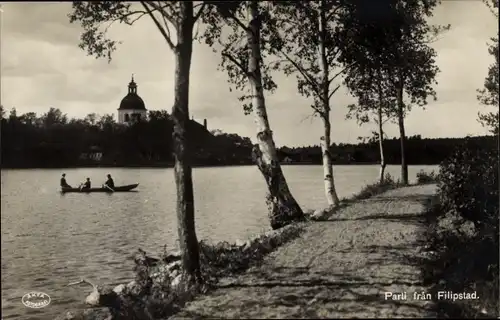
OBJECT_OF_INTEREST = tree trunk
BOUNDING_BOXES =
[377,106,386,184]
[320,115,340,206]
[376,70,386,184]
[318,0,340,207]
[171,2,202,286]
[396,78,408,185]
[247,1,304,230]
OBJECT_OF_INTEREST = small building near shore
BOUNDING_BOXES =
[79,146,103,162]
[282,156,293,164]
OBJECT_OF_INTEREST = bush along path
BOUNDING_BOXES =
[171,184,438,319]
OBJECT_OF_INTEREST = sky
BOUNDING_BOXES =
[0,1,497,147]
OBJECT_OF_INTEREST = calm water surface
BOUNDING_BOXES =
[1,164,437,319]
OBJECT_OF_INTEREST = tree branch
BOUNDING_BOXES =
[160,8,173,41]
[102,20,118,34]
[140,1,176,51]
[326,46,341,65]
[225,11,248,31]
[325,5,342,23]
[151,1,179,27]
[328,84,341,100]
[328,62,354,85]
[299,110,319,124]
[99,9,151,34]
[151,1,179,40]
[99,7,148,26]
[193,2,206,23]
[280,51,319,95]
[223,52,249,77]
[311,104,325,119]
[100,9,150,25]
[128,12,149,25]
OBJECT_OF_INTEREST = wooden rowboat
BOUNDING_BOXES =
[60,183,139,193]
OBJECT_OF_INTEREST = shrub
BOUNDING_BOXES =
[353,173,401,200]
[416,170,438,184]
[425,137,499,318]
[423,204,499,318]
[437,138,498,231]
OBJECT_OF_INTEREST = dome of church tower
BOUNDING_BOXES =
[119,75,146,110]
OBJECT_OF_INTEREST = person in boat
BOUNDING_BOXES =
[80,177,91,190]
[60,173,72,189]
[103,174,114,190]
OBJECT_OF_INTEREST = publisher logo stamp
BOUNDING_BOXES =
[21,292,51,309]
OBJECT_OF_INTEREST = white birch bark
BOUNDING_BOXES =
[318,0,340,207]
[246,1,303,229]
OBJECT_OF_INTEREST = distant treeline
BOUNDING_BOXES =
[0,107,253,168]
[0,107,496,168]
[278,135,498,165]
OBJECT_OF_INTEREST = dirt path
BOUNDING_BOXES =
[171,184,438,319]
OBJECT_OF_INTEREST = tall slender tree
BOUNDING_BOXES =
[68,1,207,286]
[203,1,304,229]
[345,67,396,183]
[269,0,349,208]
[336,0,446,185]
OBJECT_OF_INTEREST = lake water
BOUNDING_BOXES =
[1,164,437,320]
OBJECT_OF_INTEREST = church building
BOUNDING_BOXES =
[118,75,148,124]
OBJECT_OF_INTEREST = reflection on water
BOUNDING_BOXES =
[1,165,437,319]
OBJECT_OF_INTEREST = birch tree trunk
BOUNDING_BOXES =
[320,115,340,206]
[247,0,304,229]
[377,105,386,184]
[396,77,409,185]
[376,70,386,184]
[171,2,202,286]
[318,0,340,207]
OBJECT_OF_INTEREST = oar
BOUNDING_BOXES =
[104,184,115,192]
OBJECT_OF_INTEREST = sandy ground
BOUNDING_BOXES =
[171,184,438,319]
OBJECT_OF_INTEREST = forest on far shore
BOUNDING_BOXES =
[0,106,495,169]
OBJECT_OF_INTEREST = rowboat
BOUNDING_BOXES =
[60,183,139,193]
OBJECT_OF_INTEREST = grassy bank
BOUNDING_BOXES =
[350,173,405,201]
[350,170,437,200]
[306,171,437,222]
[336,170,436,202]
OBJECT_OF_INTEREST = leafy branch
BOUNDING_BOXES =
[202,2,280,115]
[69,1,207,61]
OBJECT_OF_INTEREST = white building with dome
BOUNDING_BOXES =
[118,75,147,124]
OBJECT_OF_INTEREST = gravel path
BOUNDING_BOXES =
[171,184,438,319]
